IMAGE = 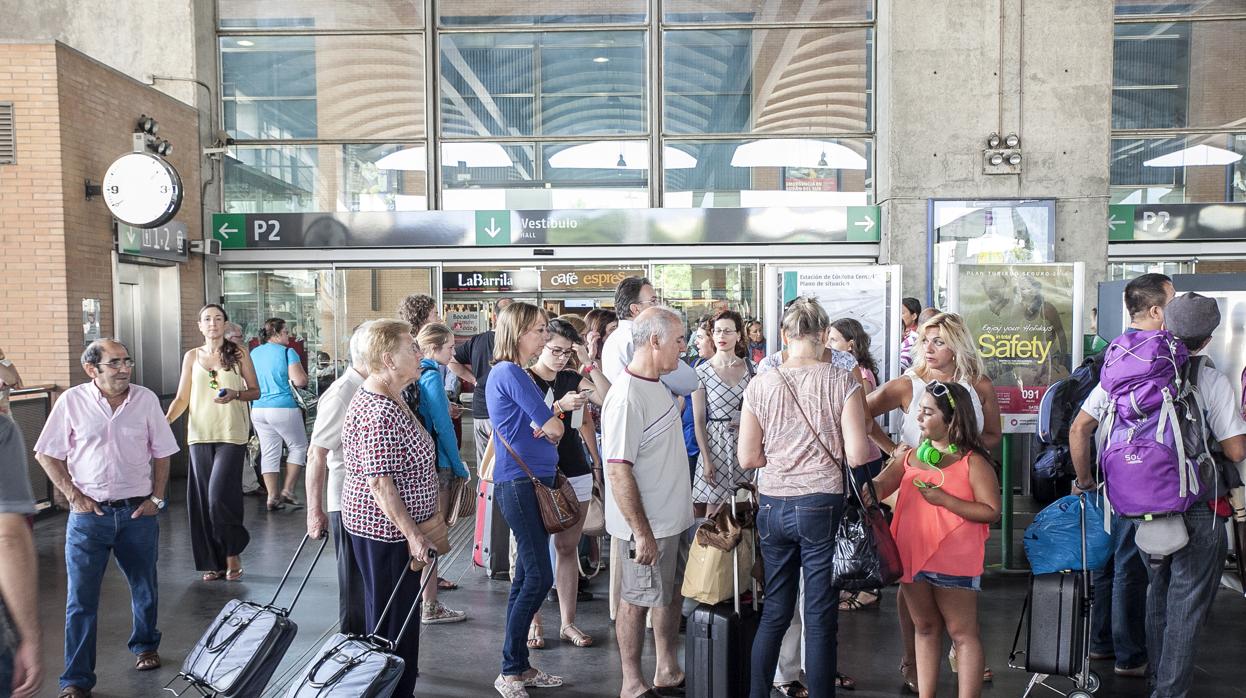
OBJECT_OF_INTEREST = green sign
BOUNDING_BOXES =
[119,225,142,254]
[474,210,510,246]
[846,206,880,242]
[1108,204,1135,241]
[214,213,247,249]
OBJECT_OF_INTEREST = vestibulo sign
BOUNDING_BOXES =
[442,269,539,293]
[540,268,646,291]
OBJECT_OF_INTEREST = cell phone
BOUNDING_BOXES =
[217,388,229,398]
[579,388,594,396]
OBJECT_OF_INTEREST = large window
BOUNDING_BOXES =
[218,1,874,210]
[1111,8,1246,204]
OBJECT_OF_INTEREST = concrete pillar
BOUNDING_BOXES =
[876,0,1113,323]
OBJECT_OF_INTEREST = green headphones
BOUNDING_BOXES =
[916,439,958,466]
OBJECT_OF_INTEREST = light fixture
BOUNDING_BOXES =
[593,56,610,63]
[1004,133,1020,148]
[1143,144,1242,168]
[989,153,1005,166]
[156,140,172,156]
[137,115,157,135]
[817,151,828,167]
[236,39,255,47]
[987,133,1001,149]
[1007,152,1022,165]
[616,152,627,167]
[547,141,697,170]
[374,143,513,171]
[729,139,867,170]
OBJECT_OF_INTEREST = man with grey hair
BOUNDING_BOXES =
[602,277,699,396]
[34,339,179,697]
[305,321,373,635]
[223,322,245,347]
[602,307,695,698]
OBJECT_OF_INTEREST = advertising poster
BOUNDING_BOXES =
[778,266,901,384]
[443,302,484,344]
[951,263,1083,433]
[82,298,101,347]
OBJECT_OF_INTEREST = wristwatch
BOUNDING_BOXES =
[149,495,167,510]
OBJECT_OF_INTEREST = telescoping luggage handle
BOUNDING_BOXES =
[368,550,439,651]
[266,534,330,616]
[729,481,759,617]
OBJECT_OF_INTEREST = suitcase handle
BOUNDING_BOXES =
[368,550,438,650]
[265,534,330,615]
[305,638,386,689]
[728,482,758,616]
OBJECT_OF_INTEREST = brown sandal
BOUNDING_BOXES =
[135,650,161,671]
[226,567,244,581]
[559,624,593,647]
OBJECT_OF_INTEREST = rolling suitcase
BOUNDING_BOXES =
[283,552,439,697]
[686,487,759,698]
[473,479,511,578]
[169,535,327,698]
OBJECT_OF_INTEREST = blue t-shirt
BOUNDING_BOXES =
[251,342,300,409]
[681,358,704,457]
[486,361,558,482]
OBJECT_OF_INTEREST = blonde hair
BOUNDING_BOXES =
[557,314,587,336]
[911,312,985,383]
[416,322,454,354]
[493,302,547,365]
[780,297,830,341]
[359,319,413,373]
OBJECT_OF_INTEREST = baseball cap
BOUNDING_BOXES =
[1164,292,1220,339]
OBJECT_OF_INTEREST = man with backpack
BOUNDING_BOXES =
[1068,273,1173,679]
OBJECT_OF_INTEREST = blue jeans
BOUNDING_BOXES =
[62,505,161,691]
[495,476,555,677]
[1089,515,1148,670]
[751,493,845,698]
[0,645,12,698]
[1145,506,1227,698]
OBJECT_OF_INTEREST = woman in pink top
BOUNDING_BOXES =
[872,381,1000,698]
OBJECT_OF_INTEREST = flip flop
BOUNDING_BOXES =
[775,681,808,698]
[226,568,244,581]
[437,577,459,590]
[201,570,224,581]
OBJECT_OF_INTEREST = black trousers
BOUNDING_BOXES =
[187,443,250,571]
[329,511,368,635]
[351,532,421,697]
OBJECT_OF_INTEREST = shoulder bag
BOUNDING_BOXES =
[494,430,582,533]
[777,370,902,590]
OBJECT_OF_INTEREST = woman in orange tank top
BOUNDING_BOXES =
[872,381,1001,698]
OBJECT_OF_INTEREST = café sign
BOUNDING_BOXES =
[540,268,646,291]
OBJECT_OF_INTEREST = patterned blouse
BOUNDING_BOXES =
[341,388,438,543]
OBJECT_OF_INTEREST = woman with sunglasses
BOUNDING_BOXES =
[524,318,603,651]
[872,381,1000,698]
[865,311,1000,692]
[692,309,754,517]
[167,304,260,582]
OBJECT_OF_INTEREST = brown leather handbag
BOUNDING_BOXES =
[494,430,582,533]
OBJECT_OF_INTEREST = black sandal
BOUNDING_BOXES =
[836,672,857,690]
[775,681,809,697]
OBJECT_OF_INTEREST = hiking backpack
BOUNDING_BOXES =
[1096,330,1205,518]
[1032,352,1106,481]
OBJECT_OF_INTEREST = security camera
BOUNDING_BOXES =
[212,130,236,147]
[202,147,231,156]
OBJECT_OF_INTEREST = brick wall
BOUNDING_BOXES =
[0,42,203,393]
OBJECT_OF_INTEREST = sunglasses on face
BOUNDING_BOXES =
[928,381,957,410]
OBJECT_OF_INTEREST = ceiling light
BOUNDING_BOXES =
[987,133,1001,149]
[1004,133,1020,148]
[593,56,610,63]
[374,143,514,171]
[547,141,697,170]
[989,153,1005,166]
[1143,144,1242,168]
[1007,152,1022,166]
[730,139,867,170]
[616,153,627,167]
[236,40,255,47]
[817,152,828,167]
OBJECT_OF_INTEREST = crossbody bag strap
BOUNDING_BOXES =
[493,429,540,482]
[776,369,843,470]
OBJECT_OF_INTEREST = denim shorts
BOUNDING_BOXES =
[914,571,981,591]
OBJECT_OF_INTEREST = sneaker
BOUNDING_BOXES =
[494,674,529,698]
[421,601,467,625]
[1115,663,1149,677]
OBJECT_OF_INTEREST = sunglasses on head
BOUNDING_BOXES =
[928,381,957,410]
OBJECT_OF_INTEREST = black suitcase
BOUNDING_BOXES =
[170,535,327,697]
[685,486,759,698]
[1024,572,1086,676]
[283,552,439,697]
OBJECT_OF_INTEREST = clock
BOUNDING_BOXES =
[102,152,183,228]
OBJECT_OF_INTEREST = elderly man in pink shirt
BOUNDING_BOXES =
[34,339,179,698]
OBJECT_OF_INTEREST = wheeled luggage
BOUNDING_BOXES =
[685,485,758,698]
[168,535,327,697]
[283,552,439,697]
[473,479,511,578]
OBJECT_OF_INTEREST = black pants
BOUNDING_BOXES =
[329,511,368,636]
[351,532,421,697]
[187,443,250,571]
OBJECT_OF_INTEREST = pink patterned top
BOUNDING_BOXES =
[341,389,438,542]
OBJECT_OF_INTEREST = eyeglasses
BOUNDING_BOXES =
[545,346,574,358]
[928,381,957,409]
[208,368,219,390]
[98,358,136,371]
[638,296,662,307]
[712,328,738,336]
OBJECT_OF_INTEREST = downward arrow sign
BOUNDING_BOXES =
[125,229,138,247]
[484,217,502,238]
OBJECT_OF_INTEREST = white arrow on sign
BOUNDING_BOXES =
[484,217,502,238]
[1107,214,1124,229]
[124,228,138,247]
[853,215,876,233]
[218,221,237,239]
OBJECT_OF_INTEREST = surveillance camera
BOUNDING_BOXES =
[212,130,236,147]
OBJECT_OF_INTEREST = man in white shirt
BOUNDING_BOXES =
[603,307,695,698]
[306,322,373,635]
[602,277,699,397]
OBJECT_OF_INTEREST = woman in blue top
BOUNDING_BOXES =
[249,318,309,511]
[487,302,566,698]
[414,322,470,626]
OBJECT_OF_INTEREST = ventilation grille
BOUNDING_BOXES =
[0,103,13,165]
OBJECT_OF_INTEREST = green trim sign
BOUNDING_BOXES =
[1108,202,1246,242]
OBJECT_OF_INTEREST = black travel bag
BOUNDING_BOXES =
[169,535,327,697]
[1023,571,1087,676]
[283,551,439,698]
[685,485,759,698]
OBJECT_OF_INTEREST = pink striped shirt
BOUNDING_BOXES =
[34,382,180,501]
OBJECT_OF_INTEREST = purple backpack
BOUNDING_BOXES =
[1096,330,1201,518]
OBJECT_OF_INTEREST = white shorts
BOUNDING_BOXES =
[251,407,309,473]
[568,473,594,503]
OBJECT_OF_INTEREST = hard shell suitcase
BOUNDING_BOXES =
[473,479,511,578]
[685,485,758,698]
[1024,572,1085,676]
[283,552,439,698]
[171,536,327,697]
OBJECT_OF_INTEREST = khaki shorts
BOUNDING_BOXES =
[616,533,689,608]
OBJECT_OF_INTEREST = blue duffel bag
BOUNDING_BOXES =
[1023,493,1112,574]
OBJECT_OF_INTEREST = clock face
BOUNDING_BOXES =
[102,152,183,228]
